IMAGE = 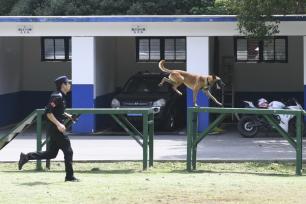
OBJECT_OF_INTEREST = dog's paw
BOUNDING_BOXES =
[158,83,163,87]
[217,102,223,107]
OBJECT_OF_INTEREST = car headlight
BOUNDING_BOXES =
[111,98,120,108]
[153,98,166,107]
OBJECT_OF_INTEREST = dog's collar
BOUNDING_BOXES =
[203,78,210,90]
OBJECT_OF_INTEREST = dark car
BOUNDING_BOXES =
[110,72,186,130]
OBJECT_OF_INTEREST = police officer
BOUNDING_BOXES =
[18,76,79,182]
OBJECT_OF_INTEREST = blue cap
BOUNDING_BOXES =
[54,76,72,86]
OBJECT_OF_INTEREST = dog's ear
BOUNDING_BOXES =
[212,74,216,80]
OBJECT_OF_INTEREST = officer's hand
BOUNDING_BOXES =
[65,113,73,121]
[57,123,66,133]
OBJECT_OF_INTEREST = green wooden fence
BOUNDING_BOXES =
[187,107,304,175]
[35,108,154,171]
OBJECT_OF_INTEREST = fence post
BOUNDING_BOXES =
[149,112,154,167]
[192,109,198,170]
[296,112,303,175]
[187,108,193,171]
[36,110,43,171]
[142,113,148,170]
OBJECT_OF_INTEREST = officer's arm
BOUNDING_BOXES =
[46,113,66,133]
[45,96,66,133]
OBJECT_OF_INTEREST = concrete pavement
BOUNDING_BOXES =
[1,129,306,162]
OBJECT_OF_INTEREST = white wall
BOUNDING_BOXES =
[186,37,209,75]
[0,18,240,37]
[95,37,117,96]
[2,16,306,37]
[22,37,71,91]
[72,37,95,86]
[218,36,303,92]
[0,37,22,94]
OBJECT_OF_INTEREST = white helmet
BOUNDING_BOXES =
[258,98,268,108]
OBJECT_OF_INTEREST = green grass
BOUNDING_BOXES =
[0,162,306,204]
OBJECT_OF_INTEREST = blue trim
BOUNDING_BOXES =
[187,88,209,132]
[20,91,52,117]
[72,84,95,133]
[0,91,56,126]
[0,16,237,23]
[21,90,71,116]
[1,16,306,23]
[0,92,22,126]
[277,15,306,21]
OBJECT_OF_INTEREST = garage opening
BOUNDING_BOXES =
[0,37,71,127]
[94,36,187,133]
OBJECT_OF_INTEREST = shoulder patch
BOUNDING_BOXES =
[51,92,63,98]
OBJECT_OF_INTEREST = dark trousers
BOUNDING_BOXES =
[27,123,74,179]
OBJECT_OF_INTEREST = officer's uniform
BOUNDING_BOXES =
[20,76,76,181]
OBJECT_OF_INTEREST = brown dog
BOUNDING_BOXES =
[158,60,225,107]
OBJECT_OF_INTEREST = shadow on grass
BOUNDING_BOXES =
[75,169,138,174]
[19,181,51,186]
[169,169,300,177]
[2,169,138,174]
[1,167,303,177]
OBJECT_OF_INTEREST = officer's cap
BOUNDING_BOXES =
[54,76,72,86]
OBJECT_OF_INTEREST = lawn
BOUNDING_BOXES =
[0,162,305,204]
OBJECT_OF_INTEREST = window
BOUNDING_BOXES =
[41,37,71,61]
[137,37,186,62]
[235,37,287,63]
[164,38,186,61]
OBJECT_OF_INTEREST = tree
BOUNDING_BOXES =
[9,0,45,15]
[3,0,306,40]
[190,0,232,15]
[6,0,217,16]
[228,0,306,39]
[0,0,19,15]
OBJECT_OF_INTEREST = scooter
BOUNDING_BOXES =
[237,98,304,138]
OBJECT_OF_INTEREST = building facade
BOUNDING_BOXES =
[0,16,305,132]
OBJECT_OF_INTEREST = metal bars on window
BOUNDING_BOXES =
[235,37,287,63]
[41,37,71,61]
[137,37,186,62]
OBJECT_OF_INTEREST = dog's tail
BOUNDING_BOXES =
[158,60,172,73]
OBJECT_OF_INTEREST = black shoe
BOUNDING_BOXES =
[65,176,80,182]
[18,153,28,170]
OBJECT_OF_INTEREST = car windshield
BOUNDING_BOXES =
[123,76,170,93]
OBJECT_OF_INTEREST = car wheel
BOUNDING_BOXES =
[237,116,258,138]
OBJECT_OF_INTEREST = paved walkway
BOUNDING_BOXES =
[1,129,306,162]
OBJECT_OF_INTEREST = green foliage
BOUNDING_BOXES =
[0,0,18,15]
[229,0,305,39]
[3,0,306,39]
[5,0,220,16]
[191,0,233,15]
[10,0,42,15]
